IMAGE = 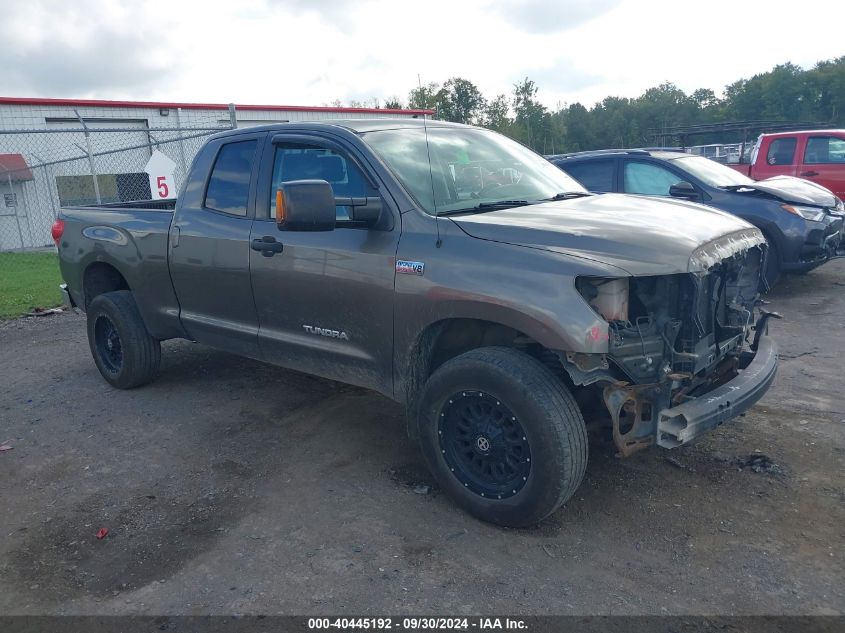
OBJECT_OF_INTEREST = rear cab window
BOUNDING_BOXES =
[804,136,845,164]
[204,140,258,216]
[270,144,375,223]
[560,159,615,192]
[766,137,797,166]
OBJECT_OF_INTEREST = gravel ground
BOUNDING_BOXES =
[0,261,843,616]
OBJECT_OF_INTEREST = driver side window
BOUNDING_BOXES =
[270,144,373,222]
[623,161,680,196]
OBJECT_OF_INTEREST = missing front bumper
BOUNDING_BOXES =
[656,336,778,448]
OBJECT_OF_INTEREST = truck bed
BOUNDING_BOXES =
[58,199,185,340]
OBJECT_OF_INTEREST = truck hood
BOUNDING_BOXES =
[450,193,765,276]
[737,175,839,208]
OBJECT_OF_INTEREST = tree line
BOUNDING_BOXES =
[341,57,845,155]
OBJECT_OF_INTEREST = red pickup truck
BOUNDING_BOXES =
[729,130,845,199]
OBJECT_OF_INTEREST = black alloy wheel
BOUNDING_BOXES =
[438,391,531,500]
[94,315,124,374]
[416,346,588,527]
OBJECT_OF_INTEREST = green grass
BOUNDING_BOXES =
[0,251,63,319]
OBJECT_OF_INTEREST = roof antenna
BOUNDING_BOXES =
[419,73,442,248]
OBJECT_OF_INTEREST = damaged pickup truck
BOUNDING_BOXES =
[55,120,778,527]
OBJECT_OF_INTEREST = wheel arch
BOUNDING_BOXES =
[83,261,130,309]
[399,316,573,438]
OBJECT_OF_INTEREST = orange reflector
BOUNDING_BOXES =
[276,189,286,224]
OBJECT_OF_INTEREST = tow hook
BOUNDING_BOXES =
[752,310,782,351]
[602,383,658,457]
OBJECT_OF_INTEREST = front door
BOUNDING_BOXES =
[249,134,400,396]
[622,159,692,197]
[169,134,264,356]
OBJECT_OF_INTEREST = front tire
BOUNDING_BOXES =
[416,347,588,527]
[86,290,161,389]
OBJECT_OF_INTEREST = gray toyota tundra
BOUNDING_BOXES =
[54,119,779,527]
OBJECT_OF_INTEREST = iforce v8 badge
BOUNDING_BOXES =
[396,260,425,276]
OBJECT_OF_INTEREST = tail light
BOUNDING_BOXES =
[51,219,65,246]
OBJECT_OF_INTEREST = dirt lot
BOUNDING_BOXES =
[1,261,843,616]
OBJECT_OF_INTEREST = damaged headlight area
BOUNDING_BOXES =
[577,259,760,384]
[782,204,827,222]
[572,235,769,455]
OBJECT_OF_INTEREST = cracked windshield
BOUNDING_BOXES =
[363,126,586,215]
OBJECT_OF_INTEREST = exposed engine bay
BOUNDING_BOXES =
[565,232,776,456]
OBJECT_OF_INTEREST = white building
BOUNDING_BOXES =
[0,97,429,250]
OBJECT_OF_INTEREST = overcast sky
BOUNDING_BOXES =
[1,0,843,110]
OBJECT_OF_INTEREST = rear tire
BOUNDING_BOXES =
[416,347,588,527]
[86,290,161,389]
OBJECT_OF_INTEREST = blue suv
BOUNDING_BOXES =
[547,149,844,287]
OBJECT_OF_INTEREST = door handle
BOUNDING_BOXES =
[251,236,284,257]
[169,225,180,247]
[801,170,819,177]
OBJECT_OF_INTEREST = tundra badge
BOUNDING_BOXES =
[303,325,350,341]
[396,260,425,275]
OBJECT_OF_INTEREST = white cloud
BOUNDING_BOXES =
[490,0,622,34]
[0,0,842,109]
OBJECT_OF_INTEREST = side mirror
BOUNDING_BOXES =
[336,196,383,224]
[276,180,336,231]
[669,181,698,199]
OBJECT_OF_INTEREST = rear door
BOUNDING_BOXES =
[799,134,845,199]
[248,133,400,396]
[168,132,265,356]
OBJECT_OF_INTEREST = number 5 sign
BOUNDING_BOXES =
[144,151,177,200]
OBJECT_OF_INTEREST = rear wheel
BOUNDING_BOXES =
[416,347,588,527]
[86,290,161,389]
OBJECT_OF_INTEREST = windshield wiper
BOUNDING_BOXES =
[436,193,591,216]
[436,200,533,216]
[543,191,593,201]
[719,184,756,191]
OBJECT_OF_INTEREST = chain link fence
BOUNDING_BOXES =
[0,107,235,317]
